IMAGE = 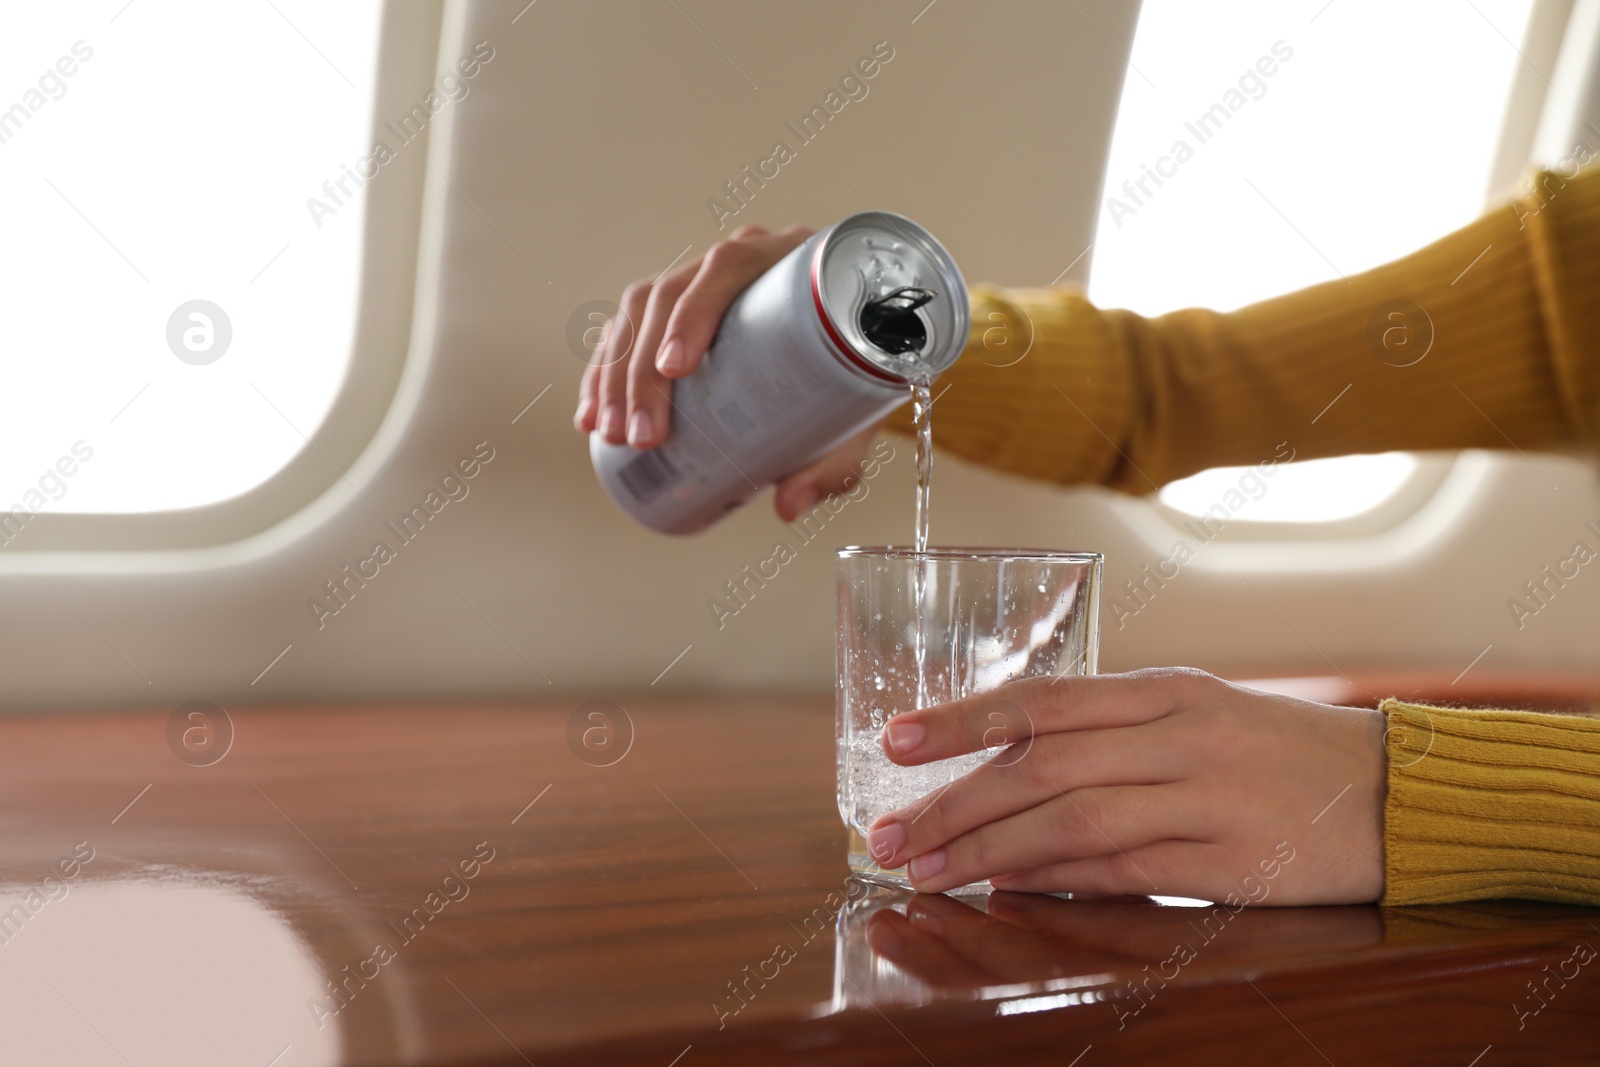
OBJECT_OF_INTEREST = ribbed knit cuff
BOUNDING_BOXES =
[1381,699,1600,906]
[883,283,1134,489]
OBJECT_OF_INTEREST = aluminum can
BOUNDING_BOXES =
[591,211,968,534]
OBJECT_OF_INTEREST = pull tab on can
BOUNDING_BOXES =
[859,286,938,355]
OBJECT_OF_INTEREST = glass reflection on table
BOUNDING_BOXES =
[830,880,1387,1019]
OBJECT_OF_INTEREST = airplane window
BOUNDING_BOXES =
[0,1,382,513]
[1157,452,1417,524]
[1088,0,1536,525]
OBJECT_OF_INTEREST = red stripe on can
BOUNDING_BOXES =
[810,240,904,385]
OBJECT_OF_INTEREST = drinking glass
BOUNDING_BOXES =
[836,547,1102,890]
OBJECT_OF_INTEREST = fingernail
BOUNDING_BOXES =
[867,821,905,865]
[599,404,624,440]
[574,395,595,430]
[909,849,946,884]
[885,721,925,757]
[656,338,684,375]
[627,408,654,447]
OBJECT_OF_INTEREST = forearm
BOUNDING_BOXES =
[890,163,1600,492]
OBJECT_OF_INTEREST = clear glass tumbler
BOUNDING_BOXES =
[836,547,1102,890]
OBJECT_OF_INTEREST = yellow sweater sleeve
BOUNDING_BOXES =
[886,161,1600,490]
[1381,700,1600,905]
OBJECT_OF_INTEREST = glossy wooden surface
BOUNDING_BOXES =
[1,693,1597,1066]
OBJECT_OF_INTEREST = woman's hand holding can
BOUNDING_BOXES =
[573,222,886,523]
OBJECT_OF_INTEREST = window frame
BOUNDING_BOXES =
[0,0,443,558]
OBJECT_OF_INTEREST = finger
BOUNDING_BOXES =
[576,299,631,432]
[882,669,1215,766]
[988,842,1203,898]
[904,784,1201,895]
[624,257,697,447]
[656,226,813,378]
[596,280,649,444]
[867,726,1180,870]
[625,345,671,448]
[575,299,638,431]
[575,344,603,431]
[773,425,880,522]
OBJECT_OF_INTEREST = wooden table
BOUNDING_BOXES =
[0,694,1596,1066]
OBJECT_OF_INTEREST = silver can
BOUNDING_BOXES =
[591,211,969,534]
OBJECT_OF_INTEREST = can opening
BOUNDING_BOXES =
[859,286,936,356]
